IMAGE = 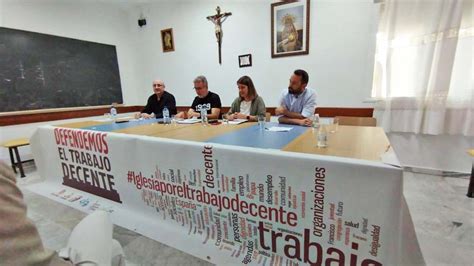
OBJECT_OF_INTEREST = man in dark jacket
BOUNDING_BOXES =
[138,79,177,119]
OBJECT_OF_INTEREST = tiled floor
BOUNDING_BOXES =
[15,164,474,265]
[17,165,212,266]
[402,172,474,265]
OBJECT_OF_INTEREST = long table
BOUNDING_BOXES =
[58,119,391,162]
[28,118,423,265]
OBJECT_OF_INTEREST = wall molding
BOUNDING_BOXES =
[0,106,142,126]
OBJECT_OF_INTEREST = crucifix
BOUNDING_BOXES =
[206,6,232,65]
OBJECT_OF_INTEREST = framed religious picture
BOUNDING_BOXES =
[238,54,252,67]
[271,0,310,58]
[160,28,175,52]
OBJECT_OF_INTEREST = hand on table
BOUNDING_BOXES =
[188,110,200,118]
[175,112,185,119]
[299,118,312,127]
[234,113,247,119]
[275,106,287,116]
[141,113,154,119]
[135,113,153,119]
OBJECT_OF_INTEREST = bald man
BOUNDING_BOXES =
[138,80,177,119]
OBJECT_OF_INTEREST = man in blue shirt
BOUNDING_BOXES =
[276,69,317,126]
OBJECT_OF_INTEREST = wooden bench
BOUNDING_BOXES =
[1,138,33,178]
[468,149,474,198]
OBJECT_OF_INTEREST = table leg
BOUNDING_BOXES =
[13,147,25,178]
[467,164,473,198]
[8,147,17,174]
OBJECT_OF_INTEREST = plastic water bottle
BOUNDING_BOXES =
[312,114,320,130]
[110,105,117,122]
[317,125,328,148]
[163,107,170,124]
[200,108,208,126]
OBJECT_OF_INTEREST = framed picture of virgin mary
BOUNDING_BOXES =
[271,0,310,58]
[160,28,175,52]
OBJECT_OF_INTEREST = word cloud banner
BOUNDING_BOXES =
[30,125,423,265]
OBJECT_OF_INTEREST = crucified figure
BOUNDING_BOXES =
[206,6,232,64]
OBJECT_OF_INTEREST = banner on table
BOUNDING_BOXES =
[30,125,423,265]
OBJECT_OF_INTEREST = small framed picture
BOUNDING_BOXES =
[271,0,310,58]
[160,28,175,52]
[238,54,252,68]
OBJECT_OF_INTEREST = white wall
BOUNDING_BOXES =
[130,0,378,107]
[0,1,3,25]
[0,0,379,107]
[1,0,470,174]
[0,0,142,105]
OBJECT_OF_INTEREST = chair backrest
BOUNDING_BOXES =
[336,116,377,127]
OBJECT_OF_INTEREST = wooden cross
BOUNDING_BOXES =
[206,6,232,65]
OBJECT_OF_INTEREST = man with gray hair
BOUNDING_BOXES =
[176,75,222,119]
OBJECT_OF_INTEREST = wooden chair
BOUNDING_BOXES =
[467,149,474,198]
[335,116,377,127]
[1,138,33,178]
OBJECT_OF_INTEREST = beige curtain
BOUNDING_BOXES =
[372,0,473,136]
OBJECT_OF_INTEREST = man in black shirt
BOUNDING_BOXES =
[137,80,177,119]
[176,75,221,119]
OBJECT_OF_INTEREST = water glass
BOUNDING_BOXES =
[222,114,229,125]
[317,125,328,148]
[258,114,265,131]
[171,115,177,126]
[200,109,208,126]
[331,117,339,133]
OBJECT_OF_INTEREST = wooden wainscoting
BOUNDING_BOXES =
[0,106,373,126]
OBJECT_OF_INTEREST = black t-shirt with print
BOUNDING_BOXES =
[191,91,222,114]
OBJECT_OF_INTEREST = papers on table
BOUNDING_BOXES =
[227,119,247,125]
[93,118,112,122]
[93,116,135,122]
[177,118,201,124]
[265,126,293,132]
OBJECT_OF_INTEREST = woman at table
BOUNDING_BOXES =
[227,76,266,122]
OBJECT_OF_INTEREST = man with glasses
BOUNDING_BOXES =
[176,75,222,119]
[275,69,317,126]
[136,79,177,119]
